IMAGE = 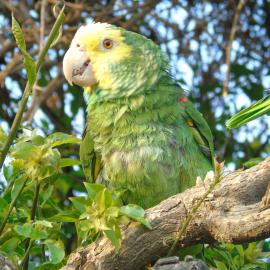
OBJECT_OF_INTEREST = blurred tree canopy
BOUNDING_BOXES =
[0,0,270,168]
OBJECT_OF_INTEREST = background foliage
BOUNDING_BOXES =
[0,0,269,269]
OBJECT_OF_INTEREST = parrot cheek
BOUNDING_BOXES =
[63,47,97,87]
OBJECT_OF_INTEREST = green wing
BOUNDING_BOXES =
[179,96,215,166]
[80,125,102,182]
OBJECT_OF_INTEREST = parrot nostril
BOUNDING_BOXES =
[76,44,80,47]
[84,59,90,66]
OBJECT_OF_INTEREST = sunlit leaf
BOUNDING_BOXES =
[12,14,36,86]
[44,239,65,264]
[104,227,121,252]
[120,204,151,229]
[0,237,21,254]
[47,210,80,222]
[84,183,105,200]
[59,158,81,167]
[70,196,89,213]
[47,132,80,147]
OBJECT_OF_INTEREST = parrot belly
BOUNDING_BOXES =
[102,137,210,208]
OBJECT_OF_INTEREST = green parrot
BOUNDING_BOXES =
[63,22,214,208]
[227,94,270,129]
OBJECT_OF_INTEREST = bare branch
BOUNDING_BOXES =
[222,0,247,96]
[61,158,270,270]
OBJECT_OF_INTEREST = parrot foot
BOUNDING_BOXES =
[204,170,215,187]
[261,182,270,208]
[196,176,204,186]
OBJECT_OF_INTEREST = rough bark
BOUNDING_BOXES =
[61,158,270,270]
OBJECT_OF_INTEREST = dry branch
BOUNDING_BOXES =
[61,158,270,270]
[222,0,247,96]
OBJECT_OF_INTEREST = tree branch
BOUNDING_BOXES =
[61,158,270,270]
[222,0,247,96]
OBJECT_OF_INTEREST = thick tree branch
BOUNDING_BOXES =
[61,158,270,270]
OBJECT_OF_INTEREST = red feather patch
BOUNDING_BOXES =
[179,96,188,103]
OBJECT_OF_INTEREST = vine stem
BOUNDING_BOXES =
[22,183,41,270]
[0,1,65,171]
[21,240,34,270]
[0,178,27,236]
[167,161,223,256]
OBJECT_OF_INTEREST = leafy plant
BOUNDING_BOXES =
[203,242,270,270]
[0,130,80,269]
[70,183,151,252]
[0,129,151,268]
[179,242,270,270]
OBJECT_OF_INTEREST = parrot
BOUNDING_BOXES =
[63,22,214,208]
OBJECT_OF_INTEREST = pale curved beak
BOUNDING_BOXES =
[63,46,97,87]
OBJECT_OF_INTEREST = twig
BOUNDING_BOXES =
[167,161,223,256]
[22,183,41,270]
[0,177,28,236]
[0,2,65,170]
[21,240,34,270]
[0,53,21,85]
[25,0,46,124]
[222,0,247,97]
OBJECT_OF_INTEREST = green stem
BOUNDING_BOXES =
[22,183,41,270]
[21,240,34,270]
[0,2,65,171]
[0,178,27,236]
[167,161,223,256]
[1,177,15,198]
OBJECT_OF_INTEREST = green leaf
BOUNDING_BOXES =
[34,220,53,228]
[95,188,113,211]
[11,14,26,50]
[32,135,45,145]
[0,127,7,147]
[11,176,26,201]
[104,227,121,252]
[120,204,152,229]
[50,25,62,48]
[12,14,36,86]
[14,223,49,240]
[0,198,8,218]
[47,210,80,222]
[11,142,38,160]
[0,237,21,254]
[59,158,81,168]
[84,183,105,200]
[40,185,54,207]
[14,224,32,238]
[214,260,228,270]
[44,239,65,264]
[226,95,270,129]
[70,196,89,213]
[47,132,80,147]
[30,228,49,240]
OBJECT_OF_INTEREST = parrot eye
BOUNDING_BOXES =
[102,39,114,49]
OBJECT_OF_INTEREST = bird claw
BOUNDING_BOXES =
[204,170,215,186]
[196,176,204,186]
[197,171,215,190]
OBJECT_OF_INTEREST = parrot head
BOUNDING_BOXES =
[63,22,167,95]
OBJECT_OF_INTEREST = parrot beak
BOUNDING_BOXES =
[63,45,97,87]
